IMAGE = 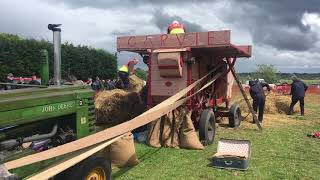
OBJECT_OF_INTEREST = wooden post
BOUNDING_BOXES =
[226,58,262,130]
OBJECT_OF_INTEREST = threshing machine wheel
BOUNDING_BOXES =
[199,109,216,145]
[55,155,111,180]
[228,103,241,128]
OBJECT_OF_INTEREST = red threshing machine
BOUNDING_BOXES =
[117,30,252,144]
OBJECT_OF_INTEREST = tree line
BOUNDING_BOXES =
[238,64,320,84]
[0,33,117,82]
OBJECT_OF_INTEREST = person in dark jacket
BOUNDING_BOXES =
[91,76,104,91]
[288,76,308,116]
[249,80,271,123]
[29,74,40,85]
[4,73,15,90]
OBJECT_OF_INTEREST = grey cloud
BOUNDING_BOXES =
[152,9,205,33]
[252,26,318,51]
[110,29,136,36]
[48,0,213,9]
[221,0,320,51]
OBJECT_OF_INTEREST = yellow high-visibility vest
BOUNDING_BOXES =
[119,65,129,73]
[170,28,185,34]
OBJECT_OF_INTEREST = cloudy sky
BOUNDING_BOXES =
[1,0,320,73]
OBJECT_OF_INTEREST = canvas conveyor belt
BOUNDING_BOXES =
[4,62,261,179]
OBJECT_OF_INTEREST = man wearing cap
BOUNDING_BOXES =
[29,74,40,85]
[167,20,186,34]
[118,58,139,89]
[4,73,15,90]
[249,80,271,123]
[288,75,308,116]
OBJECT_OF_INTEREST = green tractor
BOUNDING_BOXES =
[0,24,111,179]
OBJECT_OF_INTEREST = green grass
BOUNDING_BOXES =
[112,96,320,179]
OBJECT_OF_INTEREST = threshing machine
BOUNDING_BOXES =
[117,30,252,144]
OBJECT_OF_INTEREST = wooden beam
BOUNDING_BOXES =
[26,134,125,180]
[226,58,262,130]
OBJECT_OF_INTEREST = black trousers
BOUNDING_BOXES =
[118,71,130,89]
[252,96,265,122]
[289,96,305,115]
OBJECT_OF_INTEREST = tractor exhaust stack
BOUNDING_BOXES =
[48,24,62,86]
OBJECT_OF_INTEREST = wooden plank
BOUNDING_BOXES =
[235,45,252,57]
[5,65,224,170]
[153,48,189,53]
[26,134,125,180]
[117,31,231,52]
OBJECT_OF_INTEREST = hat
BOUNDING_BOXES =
[172,20,179,25]
[291,75,298,80]
[7,73,13,77]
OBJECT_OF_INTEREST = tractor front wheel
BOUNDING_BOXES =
[55,155,111,180]
[199,109,216,145]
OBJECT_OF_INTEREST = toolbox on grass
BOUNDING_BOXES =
[211,139,251,170]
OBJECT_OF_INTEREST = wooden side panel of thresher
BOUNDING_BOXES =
[215,58,235,100]
[150,53,188,96]
[197,56,234,101]
[226,68,235,99]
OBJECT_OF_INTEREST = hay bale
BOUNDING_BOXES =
[129,74,145,92]
[95,75,146,125]
[239,93,297,114]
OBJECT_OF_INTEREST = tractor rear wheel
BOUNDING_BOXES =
[199,109,216,145]
[228,103,241,128]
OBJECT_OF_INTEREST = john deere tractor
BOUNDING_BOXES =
[0,24,111,179]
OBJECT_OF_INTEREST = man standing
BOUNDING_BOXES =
[167,20,186,34]
[91,76,104,91]
[288,75,308,116]
[4,73,15,90]
[249,80,271,123]
[118,58,139,89]
[29,74,40,85]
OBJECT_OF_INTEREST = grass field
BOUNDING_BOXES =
[112,95,320,179]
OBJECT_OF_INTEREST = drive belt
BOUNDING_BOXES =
[4,63,246,174]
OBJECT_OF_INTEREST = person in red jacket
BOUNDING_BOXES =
[167,20,186,34]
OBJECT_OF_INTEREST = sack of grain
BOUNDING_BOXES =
[104,132,139,167]
[179,111,204,150]
[147,118,162,148]
[162,112,174,147]
[170,109,185,148]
